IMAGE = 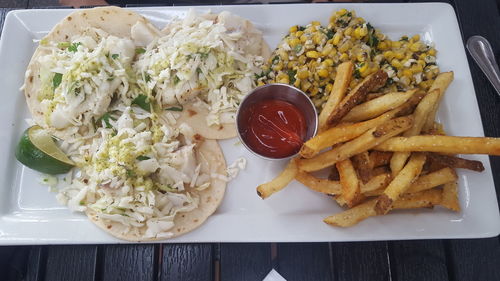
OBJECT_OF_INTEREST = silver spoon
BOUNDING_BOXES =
[466,35,500,96]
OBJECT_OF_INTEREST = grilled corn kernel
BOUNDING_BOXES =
[288,38,301,48]
[295,31,304,38]
[332,33,342,45]
[377,41,389,50]
[257,81,265,87]
[300,34,308,43]
[409,42,421,52]
[306,51,320,59]
[297,70,309,79]
[358,63,368,74]
[338,41,351,53]
[383,51,395,60]
[313,34,323,45]
[340,53,349,61]
[273,62,283,71]
[311,21,321,26]
[394,51,405,60]
[411,34,420,42]
[321,44,333,56]
[356,53,366,62]
[354,27,363,39]
[338,8,348,16]
[289,25,298,33]
[411,64,423,73]
[318,69,329,78]
[391,59,402,69]
[343,28,352,37]
[428,48,437,56]
[403,69,413,78]
[278,77,290,84]
[325,83,333,94]
[323,58,334,66]
[392,41,402,49]
[310,87,319,96]
[293,79,301,88]
[301,80,312,91]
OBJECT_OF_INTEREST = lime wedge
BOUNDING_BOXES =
[15,126,74,174]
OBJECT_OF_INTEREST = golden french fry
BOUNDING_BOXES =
[375,135,500,155]
[300,116,414,172]
[301,106,403,158]
[342,90,416,122]
[375,153,427,215]
[295,170,341,195]
[337,159,361,207]
[364,167,457,196]
[351,152,373,183]
[422,72,454,132]
[366,92,385,101]
[324,198,377,227]
[325,189,444,228]
[318,61,353,132]
[427,153,484,172]
[392,189,443,209]
[326,70,388,126]
[257,158,298,199]
[440,182,460,212]
[370,151,393,167]
[360,173,392,194]
[390,89,440,175]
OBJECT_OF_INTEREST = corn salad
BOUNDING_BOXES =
[256,9,440,109]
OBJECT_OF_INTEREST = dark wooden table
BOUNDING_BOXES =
[0,0,499,280]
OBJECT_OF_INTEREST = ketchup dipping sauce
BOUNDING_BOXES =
[237,84,318,160]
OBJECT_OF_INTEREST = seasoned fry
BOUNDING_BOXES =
[337,159,361,207]
[375,153,427,215]
[318,61,353,132]
[257,158,298,199]
[300,116,414,172]
[351,152,373,183]
[390,89,440,175]
[326,70,388,126]
[370,151,393,167]
[367,167,457,196]
[342,90,416,122]
[329,165,340,181]
[360,173,392,194]
[392,189,443,209]
[366,92,385,101]
[301,105,404,158]
[422,72,454,132]
[375,135,500,155]
[295,170,341,195]
[427,153,484,172]
[441,182,460,211]
[324,198,377,227]
[393,91,427,117]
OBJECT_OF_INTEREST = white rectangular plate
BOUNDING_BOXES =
[0,3,499,244]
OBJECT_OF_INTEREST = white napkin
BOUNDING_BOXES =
[263,269,287,281]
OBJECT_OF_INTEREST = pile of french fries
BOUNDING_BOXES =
[256,61,500,227]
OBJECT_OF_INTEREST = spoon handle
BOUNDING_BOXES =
[466,35,500,96]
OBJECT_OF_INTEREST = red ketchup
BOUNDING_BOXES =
[241,99,307,158]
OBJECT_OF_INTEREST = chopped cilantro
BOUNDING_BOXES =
[107,76,115,81]
[298,26,306,31]
[294,44,303,53]
[52,73,62,89]
[97,112,117,129]
[126,169,136,178]
[111,54,119,59]
[135,47,146,54]
[68,42,81,52]
[145,73,151,82]
[132,94,151,111]
[173,75,180,85]
[353,69,361,79]
[325,29,335,40]
[136,156,150,161]
[272,55,280,64]
[165,105,183,112]
[400,36,409,42]
[366,23,379,48]
[287,69,297,84]
[57,42,70,49]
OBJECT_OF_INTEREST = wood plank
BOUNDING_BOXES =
[27,0,60,8]
[44,245,98,281]
[220,243,272,281]
[160,243,213,281]
[389,240,448,281]
[25,246,44,281]
[331,242,390,281]
[0,0,27,8]
[277,243,332,281]
[101,244,156,281]
[446,238,500,281]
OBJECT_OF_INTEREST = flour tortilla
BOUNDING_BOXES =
[23,7,150,135]
[163,11,271,140]
[86,139,227,241]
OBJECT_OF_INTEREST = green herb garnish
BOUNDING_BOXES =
[135,47,146,54]
[52,73,62,89]
[173,75,180,85]
[366,23,379,48]
[111,54,119,59]
[132,94,151,111]
[287,69,297,84]
[136,155,150,161]
[294,44,303,53]
[68,42,81,52]
[97,112,117,129]
[165,105,183,112]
